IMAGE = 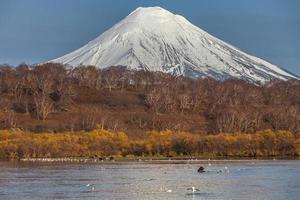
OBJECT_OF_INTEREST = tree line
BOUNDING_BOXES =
[0,129,299,160]
[0,63,299,136]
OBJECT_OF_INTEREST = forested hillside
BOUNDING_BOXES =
[0,63,299,137]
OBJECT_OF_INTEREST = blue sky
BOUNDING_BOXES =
[0,0,299,75]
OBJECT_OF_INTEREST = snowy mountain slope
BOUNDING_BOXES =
[49,7,299,83]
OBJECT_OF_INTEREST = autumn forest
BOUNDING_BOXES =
[0,63,300,159]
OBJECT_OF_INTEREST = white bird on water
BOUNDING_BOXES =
[160,186,172,193]
[187,186,201,193]
[225,166,230,173]
[86,183,95,191]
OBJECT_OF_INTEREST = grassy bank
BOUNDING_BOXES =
[0,129,300,160]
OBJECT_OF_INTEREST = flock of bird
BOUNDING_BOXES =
[83,161,231,195]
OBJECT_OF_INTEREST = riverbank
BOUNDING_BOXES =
[17,156,299,164]
[1,129,300,160]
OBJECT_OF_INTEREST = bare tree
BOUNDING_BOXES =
[145,88,162,113]
[178,94,192,113]
[30,66,54,120]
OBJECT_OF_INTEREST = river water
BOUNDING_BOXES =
[0,160,299,200]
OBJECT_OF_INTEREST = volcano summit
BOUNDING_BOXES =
[50,7,298,83]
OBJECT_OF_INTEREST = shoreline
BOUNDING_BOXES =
[14,156,300,164]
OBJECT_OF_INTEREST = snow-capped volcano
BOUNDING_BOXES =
[49,7,298,83]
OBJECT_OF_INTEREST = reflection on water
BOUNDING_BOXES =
[0,160,299,200]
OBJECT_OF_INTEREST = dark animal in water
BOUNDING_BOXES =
[198,166,205,173]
